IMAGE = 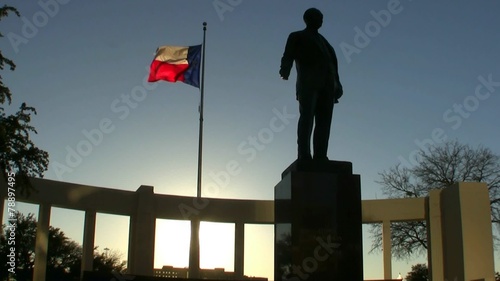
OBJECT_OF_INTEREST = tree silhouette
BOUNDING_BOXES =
[0,212,126,281]
[404,263,428,281]
[0,4,49,195]
[370,140,500,259]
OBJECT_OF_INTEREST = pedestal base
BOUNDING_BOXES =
[275,160,363,281]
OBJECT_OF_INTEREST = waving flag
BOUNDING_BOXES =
[148,45,202,88]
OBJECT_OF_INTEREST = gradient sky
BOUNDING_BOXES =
[2,0,500,279]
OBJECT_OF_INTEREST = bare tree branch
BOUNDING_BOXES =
[371,140,500,260]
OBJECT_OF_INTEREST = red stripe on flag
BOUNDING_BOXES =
[148,60,190,83]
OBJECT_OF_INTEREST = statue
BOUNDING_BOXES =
[279,8,343,161]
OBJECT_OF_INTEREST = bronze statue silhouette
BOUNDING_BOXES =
[280,8,343,161]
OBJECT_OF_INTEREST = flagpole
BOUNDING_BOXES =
[197,22,206,198]
[189,21,206,280]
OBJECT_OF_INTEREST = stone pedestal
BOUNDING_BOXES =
[275,160,363,281]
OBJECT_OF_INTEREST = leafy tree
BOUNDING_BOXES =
[405,263,428,281]
[93,247,127,273]
[0,4,49,195]
[0,213,36,281]
[370,140,500,259]
[0,212,126,281]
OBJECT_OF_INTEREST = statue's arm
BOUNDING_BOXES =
[279,33,296,80]
[328,42,343,100]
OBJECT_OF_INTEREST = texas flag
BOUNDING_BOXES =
[148,45,202,88]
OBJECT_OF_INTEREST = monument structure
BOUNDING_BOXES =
[279,7,343,161]
[276,7,363,281]
[275,161,363,281]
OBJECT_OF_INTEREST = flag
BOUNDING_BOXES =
[148,45,202,88]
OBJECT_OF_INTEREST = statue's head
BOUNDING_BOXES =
[303,8,323,30]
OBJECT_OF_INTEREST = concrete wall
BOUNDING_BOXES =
[0,178,496,281]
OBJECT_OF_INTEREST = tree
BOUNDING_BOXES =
[0,213,36,281]
[93,247,127,273]
[370,140,500,259]
[405,263,428,281]
[0,4,49,195]
[0,212,126,281]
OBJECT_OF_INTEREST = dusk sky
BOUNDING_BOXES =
[2,0,500,279]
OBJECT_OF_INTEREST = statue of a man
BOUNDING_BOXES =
[279,8,343,161]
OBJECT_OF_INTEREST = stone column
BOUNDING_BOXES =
[275,160,363,281]
[81,209,96,278]
[234,222,245,279]
[382,220,392,280]
[189,218,201,278]
[426,190,444,281]
[128,185,156,276]
[440,182,495,281]
[33,204,51,281]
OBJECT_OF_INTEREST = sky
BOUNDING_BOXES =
[1,0,500,279]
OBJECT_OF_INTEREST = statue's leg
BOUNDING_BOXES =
[297,90,317,160]
[313,90,334,160]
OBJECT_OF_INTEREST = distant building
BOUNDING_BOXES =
[154,266,189,279]
[153,266,267,281]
